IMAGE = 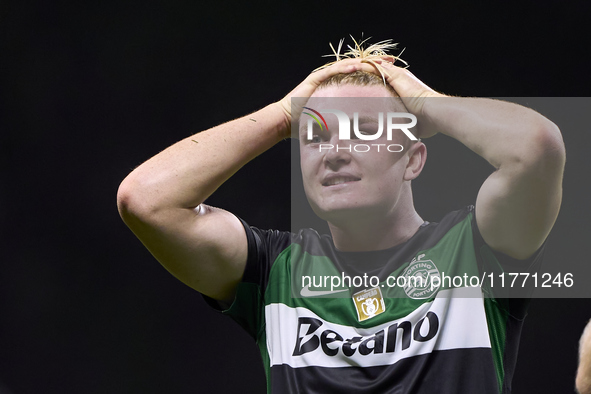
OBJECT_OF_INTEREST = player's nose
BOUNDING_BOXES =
[323,134,353,166]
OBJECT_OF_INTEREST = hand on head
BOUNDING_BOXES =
[277,58,379,137]
[277,41,445,140]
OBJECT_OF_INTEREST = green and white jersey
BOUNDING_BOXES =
[205,206,543,393]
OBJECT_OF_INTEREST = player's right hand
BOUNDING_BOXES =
[275,59,378,138]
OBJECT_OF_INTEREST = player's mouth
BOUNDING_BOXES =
[322,174,361,187]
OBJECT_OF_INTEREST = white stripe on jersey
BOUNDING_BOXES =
[265,286,491,369]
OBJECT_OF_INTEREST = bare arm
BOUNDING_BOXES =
[380,62,565,259]
[578,319,591,394]
[116,60,378,303]
[117,103,287,303]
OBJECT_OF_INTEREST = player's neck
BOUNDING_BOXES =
[327,206,424,252]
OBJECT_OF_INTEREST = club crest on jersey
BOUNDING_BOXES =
[352,287,386,322]
[402,254,441,299]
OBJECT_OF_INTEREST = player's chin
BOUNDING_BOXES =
[311,201,373,223]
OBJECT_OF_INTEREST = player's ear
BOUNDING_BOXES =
[404,141,426,181]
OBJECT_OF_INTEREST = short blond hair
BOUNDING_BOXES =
[317,70,398,97]
[315,36,407,87]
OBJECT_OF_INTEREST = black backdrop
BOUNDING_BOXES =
[2,1,591,393]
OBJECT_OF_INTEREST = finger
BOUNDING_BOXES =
[378,55,397,63]
[309,59,375,82]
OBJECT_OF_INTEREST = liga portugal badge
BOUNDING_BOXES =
[352,287,386,322]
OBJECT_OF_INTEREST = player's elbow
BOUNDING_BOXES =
[528,121,566,169]
[507,120,566,175]
[117,178,132,217]
[116,174,158,226]
[117,177,138,224]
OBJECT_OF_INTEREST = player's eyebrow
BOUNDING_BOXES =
[298,114,382,137]
[354,115,380,124]
[299,122,324,135]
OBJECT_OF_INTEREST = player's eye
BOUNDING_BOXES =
[352,130,374,139]
[310,135,322,143]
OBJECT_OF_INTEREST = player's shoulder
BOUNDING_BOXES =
[291,227,336,255]
[439,205,474,224]
[422,205,475,238]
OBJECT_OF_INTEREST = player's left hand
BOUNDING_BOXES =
[371,59,445,139]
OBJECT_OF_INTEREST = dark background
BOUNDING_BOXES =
[2,1,590,393]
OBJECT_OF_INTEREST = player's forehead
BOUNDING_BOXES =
[299,84,405,138]
[305,84,403,113]
[311,83,394,99]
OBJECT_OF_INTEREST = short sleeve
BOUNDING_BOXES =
[470,206,545,318]
[201,217,291,339]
